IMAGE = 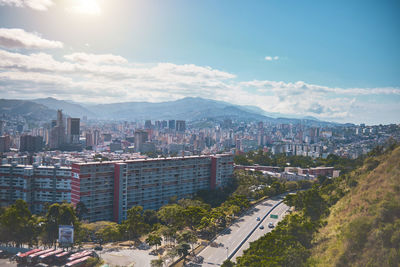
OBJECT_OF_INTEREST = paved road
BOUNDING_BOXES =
[231,202,289,262]
[195,196,289,267]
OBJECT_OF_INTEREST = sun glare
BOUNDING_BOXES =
[69,0,101,16]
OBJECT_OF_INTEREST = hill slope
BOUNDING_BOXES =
[309,146,400,266]
[0,99,56,122]
[33,97,96,118]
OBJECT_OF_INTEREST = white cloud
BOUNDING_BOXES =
[0,0,54,11]
[0,28,63,49]
[64,53,128,65]
[265,56,279,61]
[0,48,398,123]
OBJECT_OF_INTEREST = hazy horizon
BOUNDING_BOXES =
[0,0,399,124]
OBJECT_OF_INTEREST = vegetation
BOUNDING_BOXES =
[3,145,391,265]
[234,142,400,266]
[234,149,364,173]
[308,143,400,266]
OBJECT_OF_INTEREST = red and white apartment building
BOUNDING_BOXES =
[1,154,233,223]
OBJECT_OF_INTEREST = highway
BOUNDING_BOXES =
[193,196,290,266]
[231,202,289,262]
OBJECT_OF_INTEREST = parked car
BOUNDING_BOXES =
[256,217,261,221]
[268,222,274,228]
[193,256,204,263]
[259,225,264,229]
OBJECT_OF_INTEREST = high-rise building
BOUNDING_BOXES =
[0,135,11,152]
[86,131,93,147]
[176,120,186,132]
[144,120,152,129]
[71,154,233,222]
[0,163,71,213]
[49,110,65,149]
[0,120,4,136]
[134,130,148,152]
[67,118,80,144]
[93,130,100,146]
[168,120,176,130]
[20,135,43,152]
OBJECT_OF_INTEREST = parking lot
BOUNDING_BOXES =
[0,258,18,267]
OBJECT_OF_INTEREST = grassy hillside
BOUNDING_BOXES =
[309,146,400,267]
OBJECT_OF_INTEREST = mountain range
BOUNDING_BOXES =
[0,97,339,126]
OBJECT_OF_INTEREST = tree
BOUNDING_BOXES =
[146,233,162,251]
[157,204,185,229]
[221,259,235,267]
[97,222,121,242]
[143,209,158,226]
[176,242,191,258]
[121,206,149,240]
[160,226,177,245]
[183,206,207,230]
[75,201,88,221]
[177,230,198,254]
[0,199,39,247]
[42,203,80,247]
[150,258,164,267]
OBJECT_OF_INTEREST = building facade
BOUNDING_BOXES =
[0,163,71,213]
[71,154,233,223]
[0,154,233,223]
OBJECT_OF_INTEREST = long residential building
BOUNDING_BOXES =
[0,163,71,213]
[71,154,233,223]
[0,153,234,223]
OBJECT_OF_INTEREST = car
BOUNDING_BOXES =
[259,225,264,229]
[193,256,204,263]
[268,222,274,228]
[256,217,260,221]
[94,246,103,251]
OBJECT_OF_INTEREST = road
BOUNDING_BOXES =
[194,196,290,267]
[231,202,289,262]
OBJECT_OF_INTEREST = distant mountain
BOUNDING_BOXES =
[33,97,96,118]
[0,97,338,126]
[0,99,56,121]
[84,97,271,121]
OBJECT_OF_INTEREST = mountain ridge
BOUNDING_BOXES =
[0,97,340,126]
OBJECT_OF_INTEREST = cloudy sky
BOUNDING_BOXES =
[0,0,399,124]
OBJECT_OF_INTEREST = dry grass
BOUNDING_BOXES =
[308,147,400,267]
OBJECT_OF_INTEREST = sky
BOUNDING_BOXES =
[0,0,399,125]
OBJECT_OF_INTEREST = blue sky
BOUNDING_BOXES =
[0,0,399,124]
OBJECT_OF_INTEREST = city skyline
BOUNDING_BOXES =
[0,0,399,124]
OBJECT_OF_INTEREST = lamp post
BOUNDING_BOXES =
[226,247,229,259]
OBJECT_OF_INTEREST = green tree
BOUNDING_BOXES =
[97,222,121,242]
[157,204,185,229]
[176,242,191,259]
[121,206,149,240]
[150,258,164,267]
[42,203,80,247]
[0,199,39,247]
[221,259,235,267]
[183,206,208,230]
[75,201,88,221]
[146,233,162,251]
[143,209,158,226]
[177,230,198,254]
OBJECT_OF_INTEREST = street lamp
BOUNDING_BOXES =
[226,247,229,259]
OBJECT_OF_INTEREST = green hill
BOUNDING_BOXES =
[233,143,400,267]
[309,145,400,266]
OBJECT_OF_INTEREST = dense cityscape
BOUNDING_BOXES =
[0,0,399,267]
